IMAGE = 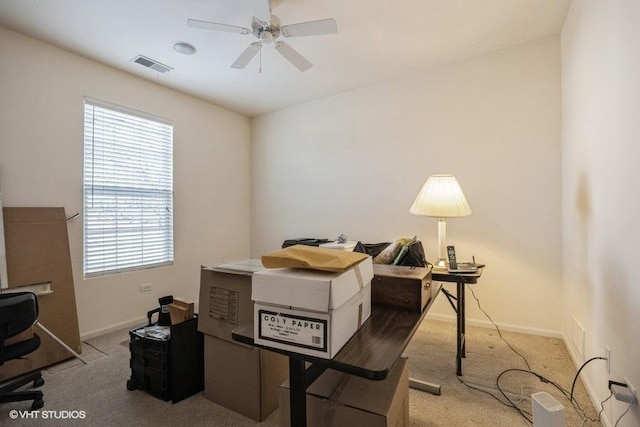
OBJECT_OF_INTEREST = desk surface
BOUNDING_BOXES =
[431,267,482,284]
[233,282,441,381]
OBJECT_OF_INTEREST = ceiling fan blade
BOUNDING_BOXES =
[275,41,312,72]
[281,18,338,37]
[187,19,250,35]
[231,42,261,69]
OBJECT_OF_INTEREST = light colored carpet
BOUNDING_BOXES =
[405,319,600,426]
[0,317,600,426]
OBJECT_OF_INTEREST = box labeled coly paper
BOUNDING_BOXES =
[252,257,373,359]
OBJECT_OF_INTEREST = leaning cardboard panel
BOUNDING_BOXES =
[0,207,82,381]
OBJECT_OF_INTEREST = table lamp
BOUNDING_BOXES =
[409,174,471,267]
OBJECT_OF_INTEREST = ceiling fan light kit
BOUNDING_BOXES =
[187,10,337,72]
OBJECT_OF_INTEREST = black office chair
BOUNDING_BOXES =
[0,292,44,410]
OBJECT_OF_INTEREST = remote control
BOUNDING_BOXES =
[447,245,457,270]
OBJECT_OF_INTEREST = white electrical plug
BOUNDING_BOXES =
[610,381,637,405]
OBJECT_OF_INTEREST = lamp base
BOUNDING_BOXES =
[436,218,448,270]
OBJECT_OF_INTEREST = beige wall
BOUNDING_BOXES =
[562,1,640,425]
[0,27,251,337]
[251,37,563,335]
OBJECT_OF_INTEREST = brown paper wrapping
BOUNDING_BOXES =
[261,245,368,272]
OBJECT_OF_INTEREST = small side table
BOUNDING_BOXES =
[431,268,483,376]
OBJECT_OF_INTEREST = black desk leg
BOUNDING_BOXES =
[456,280,466,376]
[289,358,307,427]
[461,281,466,359]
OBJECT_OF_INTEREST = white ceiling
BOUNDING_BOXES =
[0,0,571,117]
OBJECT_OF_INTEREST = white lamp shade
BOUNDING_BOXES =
[409,174,472,218]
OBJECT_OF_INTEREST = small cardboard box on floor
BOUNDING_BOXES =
[198,259,288,421]
[204,335,288,421]
[279,356,409,427]
[252,256,374,359]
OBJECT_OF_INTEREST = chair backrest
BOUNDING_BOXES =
[0,292,39,340]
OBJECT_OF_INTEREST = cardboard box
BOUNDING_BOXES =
[1,207,82,381]
[371,265,431,312]
[198,259,263,342]
[254,284,371,359]
[168,298,194,325]
[252,257,373,313]
[279,357,409,427]
[252,258,374,359]
[203,335,288,421]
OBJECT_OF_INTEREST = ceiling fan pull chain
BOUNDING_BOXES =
[259,41,263,73]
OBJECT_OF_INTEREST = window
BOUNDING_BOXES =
[83,99,174,277]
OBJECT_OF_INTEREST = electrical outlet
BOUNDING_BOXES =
[605,345,611,373]
[139,283,152,293]
[571,317,585,358]
[610,379,638,405]
[624,377,637,402]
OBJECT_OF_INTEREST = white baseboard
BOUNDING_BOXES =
[80,316,147,341]
[562,336,612,427]
[84,314,562,344]
[424,312,563,339]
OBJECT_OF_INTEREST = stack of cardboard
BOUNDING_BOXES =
[279,357,409,427]
[256,246,408,427]
[198,259,288,421]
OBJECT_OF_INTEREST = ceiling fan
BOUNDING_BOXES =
[187,7,338,72]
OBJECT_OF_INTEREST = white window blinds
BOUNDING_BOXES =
[83,100,174,277]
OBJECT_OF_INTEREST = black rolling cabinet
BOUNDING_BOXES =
[126,316,204,403]
[128,332,171,400]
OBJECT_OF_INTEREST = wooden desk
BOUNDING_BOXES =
[232,282,442,427]
[431,268,483,376]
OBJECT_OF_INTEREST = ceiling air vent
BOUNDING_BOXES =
[132,55,173,73]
